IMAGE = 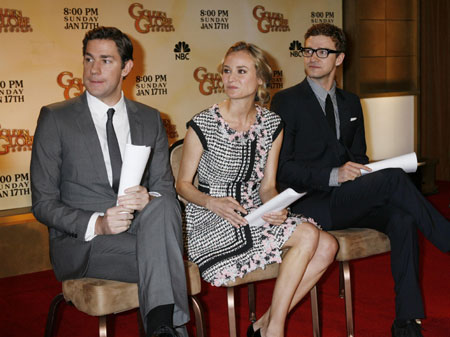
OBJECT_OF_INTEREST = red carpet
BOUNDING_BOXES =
[1,182,449,336]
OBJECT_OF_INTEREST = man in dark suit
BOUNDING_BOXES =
[31,27,188,337]
[271,23,450,337]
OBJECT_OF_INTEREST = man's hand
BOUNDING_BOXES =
[206,196,248,228]
[95,205,134,235]
[117,185,151,212]
[338,161,372,183]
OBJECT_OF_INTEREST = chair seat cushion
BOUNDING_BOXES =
[62,261,201,317]
[330,228,391,261]
[62,278,139,316]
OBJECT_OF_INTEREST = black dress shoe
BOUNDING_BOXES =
[391,320,423,337]
[152,325,179,337]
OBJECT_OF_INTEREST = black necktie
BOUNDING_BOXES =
[325,94,336,137]
[106,108,122,193]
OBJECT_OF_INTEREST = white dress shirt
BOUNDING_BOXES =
[84,91,131,240]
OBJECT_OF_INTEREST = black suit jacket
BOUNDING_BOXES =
[271,78,369,227]
[31,92,175,280]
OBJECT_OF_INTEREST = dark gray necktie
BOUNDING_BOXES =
[325,94,336,136]
[106,108,122,193]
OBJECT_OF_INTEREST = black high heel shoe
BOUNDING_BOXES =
[247,323,261,337]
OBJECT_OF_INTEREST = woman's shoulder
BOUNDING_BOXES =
[191,104,218,124]
[258,105,282,124]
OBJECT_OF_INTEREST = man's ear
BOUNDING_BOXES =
[335,52,345,67]
[122,60,134,77]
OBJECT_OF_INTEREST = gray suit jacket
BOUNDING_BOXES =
[31,92,175,281]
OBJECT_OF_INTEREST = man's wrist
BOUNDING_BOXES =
[329,167,341,187]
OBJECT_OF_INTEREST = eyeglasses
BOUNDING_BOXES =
[301,48,342,58]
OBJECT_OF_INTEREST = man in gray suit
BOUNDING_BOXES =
[31,26,189,337]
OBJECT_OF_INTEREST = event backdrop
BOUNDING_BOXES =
[0,0,342,210]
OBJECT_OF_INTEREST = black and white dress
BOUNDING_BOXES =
[185,104,316,286]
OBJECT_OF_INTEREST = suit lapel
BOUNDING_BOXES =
[126,98,144,145]
[336,89,351,135]
[300,80,333,138]
[74,93,112,191]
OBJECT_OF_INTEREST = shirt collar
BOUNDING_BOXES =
[86,90,126,118]
[307,76,336,101]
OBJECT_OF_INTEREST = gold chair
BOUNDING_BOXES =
[169,139,320,337]
[223,264,320,337]
[44,260,206,337]
[329,228,391,337]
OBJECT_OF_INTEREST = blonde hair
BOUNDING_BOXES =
[220,41,273,104]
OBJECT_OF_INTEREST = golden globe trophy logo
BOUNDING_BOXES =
[193,67,223,96]
[129,3,175,33]
[0,125,33,155]
[57,72,84,100]
[0,8,32,33]
[252,5,290,33]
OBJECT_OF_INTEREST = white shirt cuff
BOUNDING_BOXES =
[85,212,103,241]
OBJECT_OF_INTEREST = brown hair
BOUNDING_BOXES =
[304,23,346,53]
[83,26,133,68]
[220,41,273,104]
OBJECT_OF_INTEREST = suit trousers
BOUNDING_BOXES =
[328,168,450,320]
[84,195,189,335]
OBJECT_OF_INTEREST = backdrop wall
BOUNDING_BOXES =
[0,0,342,210]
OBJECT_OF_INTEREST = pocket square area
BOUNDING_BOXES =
[350,117,357,121]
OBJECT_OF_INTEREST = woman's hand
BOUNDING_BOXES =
[261,208,288,226]
[206,197,248,228]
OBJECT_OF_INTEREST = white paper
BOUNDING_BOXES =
[245,188,306,227]
[361,152,417,175]
[117,144,151,196]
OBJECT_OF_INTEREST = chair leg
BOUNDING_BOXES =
[227,287,237,337]
[341,261,354,337]
[99,315,107,337]
[44,293,65,337]
[247,283,256,323]
[191,295,207,337]
[310,285,321,337]
[339,262,344,298]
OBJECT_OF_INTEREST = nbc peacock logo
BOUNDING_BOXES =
[174,41,190,60]
[289,40,302,57]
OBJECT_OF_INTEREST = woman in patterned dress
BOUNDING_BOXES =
[177,42,338,337]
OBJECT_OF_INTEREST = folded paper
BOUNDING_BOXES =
[245,188,306,227]
[117,144,151,196]
[361,152,417,176]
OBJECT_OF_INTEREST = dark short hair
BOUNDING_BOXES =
[304,23,346,53]
[82,26,133,68]
[220,41,273,104]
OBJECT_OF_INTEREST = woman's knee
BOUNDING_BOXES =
[318,232,338,263]
[289,222,320,251]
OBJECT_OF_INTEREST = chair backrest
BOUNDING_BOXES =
[169,139,198,205]
[169,139,184,186]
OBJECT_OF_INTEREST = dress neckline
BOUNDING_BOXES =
[213,104,263,140]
